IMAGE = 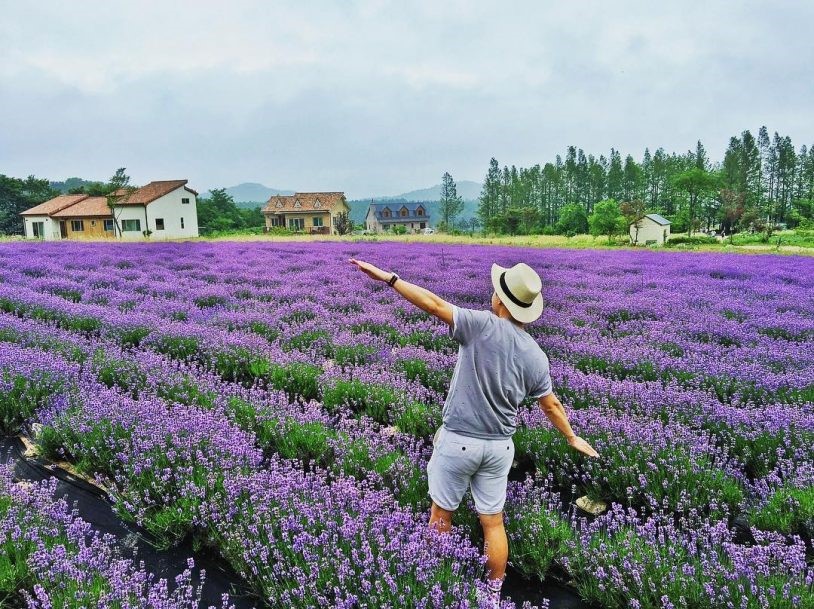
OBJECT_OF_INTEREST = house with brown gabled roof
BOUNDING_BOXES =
[21,194,90,240]
[20,180,199,240]
[51,197,115,239]
[262,192,350,235]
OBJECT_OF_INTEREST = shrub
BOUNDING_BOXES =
[750,485,814,537]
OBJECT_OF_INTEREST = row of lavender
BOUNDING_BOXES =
[2,316,810,608]
[0,241,812,608]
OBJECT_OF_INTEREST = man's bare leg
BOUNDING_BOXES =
[479,512,508,581]
[429,501,454,533]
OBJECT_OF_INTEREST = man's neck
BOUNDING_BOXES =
[495,310,524,329]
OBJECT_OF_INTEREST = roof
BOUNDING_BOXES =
[643,213,671,226]
[368,202,429,221]
[262,192,347,214]
[51,197,112,218]
[20,194,89,216]
[114,180,197,205]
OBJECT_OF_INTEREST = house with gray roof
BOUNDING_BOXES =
[629,213,671,245]
[365,202,430,233]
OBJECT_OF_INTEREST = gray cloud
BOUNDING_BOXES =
[0,0,811,198]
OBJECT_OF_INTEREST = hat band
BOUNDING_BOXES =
[499,272,532,308]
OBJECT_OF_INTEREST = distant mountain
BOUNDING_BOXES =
[200,180,484,223]
[384,180,482,202]
[202,183,295,203]
[50,177,104,193]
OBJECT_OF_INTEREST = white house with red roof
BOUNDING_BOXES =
[20,194,90,240]
[109,180,199,240]
[20,180,199,240]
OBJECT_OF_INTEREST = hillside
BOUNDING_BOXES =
[346,198,478,227]
[384,180,482,202]
[203,183,294,202]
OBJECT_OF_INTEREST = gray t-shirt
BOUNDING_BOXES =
[442,305,552,439]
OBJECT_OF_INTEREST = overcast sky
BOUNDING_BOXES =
[1,1,811,199]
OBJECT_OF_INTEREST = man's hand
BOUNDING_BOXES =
[567,435,599,458]
[538,394,600,458]
[349,258,453,326]
[349,258,391,282]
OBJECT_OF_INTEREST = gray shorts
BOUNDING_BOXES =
[427,426,515,515]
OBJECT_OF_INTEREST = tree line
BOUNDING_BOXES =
[477,127,814,236]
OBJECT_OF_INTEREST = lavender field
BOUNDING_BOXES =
[0,240,812,609]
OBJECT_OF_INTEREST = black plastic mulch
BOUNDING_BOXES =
[0,437,258,609]
[1,436,590,609]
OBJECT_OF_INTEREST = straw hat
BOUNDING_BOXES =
[491,262,544,324]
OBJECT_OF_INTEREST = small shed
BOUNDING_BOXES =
[630,213,671,245]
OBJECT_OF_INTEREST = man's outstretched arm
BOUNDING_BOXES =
[349,258,453,326]
[538,392,600,458]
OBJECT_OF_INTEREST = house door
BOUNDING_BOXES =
[59,221,67,239]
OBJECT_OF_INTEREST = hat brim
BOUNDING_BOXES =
[491,263,544,324]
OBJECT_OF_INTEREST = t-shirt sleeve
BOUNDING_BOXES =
[449,305,489,345]
[529,351,553,399]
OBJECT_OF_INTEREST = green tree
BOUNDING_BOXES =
[439,172,464,230]
[0,175,58,235]
[196,188,244,234]
[620,199,646,244]
[555,203,588,236]
[106,168,132,236]
[607,149,624,202]
[478,158,501,228]
[335,212,354,235]
[240,206,265,229]
[670,168,719,236]
[588,199,626,243]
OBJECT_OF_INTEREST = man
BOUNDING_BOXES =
[349,258,599,605]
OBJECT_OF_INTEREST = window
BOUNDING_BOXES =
[312,217,323,227]
[71,220,84,232]
[155,218,165,230]
[122,219,141,232]
[420,222,426,229]
[270,217,282,227]
[289,218,304,231]
[181,197,190,204]
[400,208,408,217]
[382,209,391,218]
[180,217,185,229]
[104,219,114,232]
[32,221,44,238]
[417,208,424,216]
[91,220,96,227]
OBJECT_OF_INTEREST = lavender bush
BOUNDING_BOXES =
[0,465,225,609]
[0,240,811,608]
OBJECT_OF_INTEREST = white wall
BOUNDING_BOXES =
[630,219,670,245]
[22,215,61,240]
[144,188,199,239]
[112,205,149,240]
[111,187,199,240]
[365,208,379,232]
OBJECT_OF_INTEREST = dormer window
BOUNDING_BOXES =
[382,208,391,218]
[400,207,409,217]
[275,201,283,209]
[314,200,322,209]
[417,207,424,216]
[294,200,302,208]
